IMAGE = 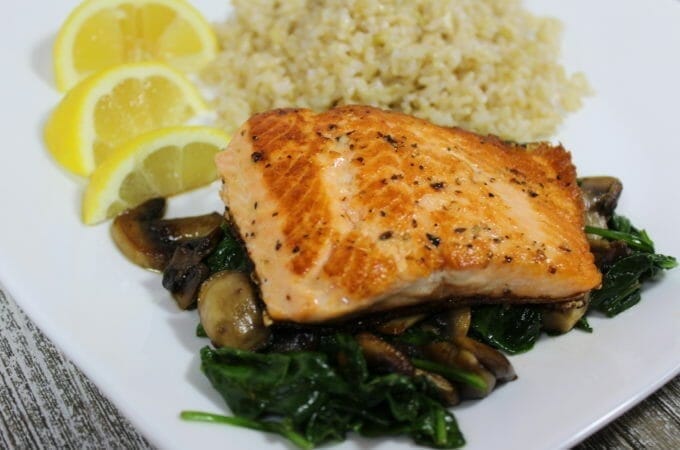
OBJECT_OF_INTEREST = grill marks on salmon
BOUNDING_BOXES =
[216,106,601,323]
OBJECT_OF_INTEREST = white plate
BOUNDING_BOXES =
[1,1,679,449]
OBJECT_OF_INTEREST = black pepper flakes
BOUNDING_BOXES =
[253,202,258,210]
[430,181,445,191]
[251,152,264,162]
[412,219,418,228]
[549,266,558,274]
[275,241,282,251]
[488,192,495,198]
[379,231,393,240]
[426,233,441,247]
[292,245,300,254]
[380,133,398,147]
[504,256,513,263]
[528,190,539,198]
[454,227,467,233]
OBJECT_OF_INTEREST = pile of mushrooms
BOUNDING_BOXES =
[354,308,517,405]
[111,198,270,349]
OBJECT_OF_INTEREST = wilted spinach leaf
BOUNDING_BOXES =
[204,224,251,273]
[469,305,542,354]
[575,316,593,333]
[590,253,677,316]
[196,323,208,338]
[588,215,677,317]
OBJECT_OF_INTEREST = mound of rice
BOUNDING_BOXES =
[204,0,590,142]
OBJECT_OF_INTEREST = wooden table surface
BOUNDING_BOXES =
[0,288,678,449]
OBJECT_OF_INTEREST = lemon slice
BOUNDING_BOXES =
[82,126,230,225]
[54,0,218,91]
[44,62,207,177]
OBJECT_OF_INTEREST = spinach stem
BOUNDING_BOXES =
[411,358,487,392]
[585,225,654,252]
[435,408,447,446]
[180,411,313,450]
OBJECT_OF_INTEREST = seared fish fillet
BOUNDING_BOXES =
[216,106,601,323]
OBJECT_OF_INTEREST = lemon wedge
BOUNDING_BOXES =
[44,62,207,177]
[54,0,218,91]
[82,126,230,225]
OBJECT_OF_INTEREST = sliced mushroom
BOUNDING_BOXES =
[162,227,224,309]
[579,176,623,222]
[355,333,414,376]
[423,341,496,399]
[375,314,426,335]
[541,295,589,334]
[448,308,471,338]
[452,336,516,382]
[414,368,460,406]
[111,197,223,271]
[197,271,271,350]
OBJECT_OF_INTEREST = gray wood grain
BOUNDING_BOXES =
[0,287,678,449]
[0,289,150,450]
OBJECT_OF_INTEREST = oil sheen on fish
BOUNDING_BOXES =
[216,106,602,323]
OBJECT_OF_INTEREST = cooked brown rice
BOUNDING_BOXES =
[203,0,589,142]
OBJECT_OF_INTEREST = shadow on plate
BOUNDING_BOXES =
[32,33,56,88]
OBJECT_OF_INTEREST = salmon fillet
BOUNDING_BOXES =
[216,106,601,323]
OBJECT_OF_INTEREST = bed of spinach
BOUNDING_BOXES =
[189,334,465,449]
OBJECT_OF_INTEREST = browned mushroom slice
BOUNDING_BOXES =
[111,197,223,271]
[162,227,224,309]
[355,333,414,376]
[423,341,496,399]
[452,336,516,382]
[414,369,460,406]
[197,271,271,350]
[541,295,589,334]
[580,176,623,226]
[448,308,471,338]
[375,314,426,335]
